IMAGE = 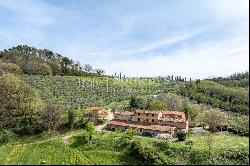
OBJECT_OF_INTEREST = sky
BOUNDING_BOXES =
[0,0,249,79]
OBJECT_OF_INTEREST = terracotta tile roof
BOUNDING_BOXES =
[115,111,134,116]
[89,107,105,112]
[135,109,161,114]
[107,120,175,132]
[162,111,185,116]
[135,110,185,116]
[84,107,108,115]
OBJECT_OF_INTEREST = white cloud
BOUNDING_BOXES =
[0,0,248,79]
[0,0,62,48]
[204,0,249,22]
[121,34,192,55]
[0,0,56,27]
[99,36,249,79]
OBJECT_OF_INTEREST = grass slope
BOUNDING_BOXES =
[0,131,248,165]
[0,140,91,165]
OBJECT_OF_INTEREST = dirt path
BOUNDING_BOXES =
[13,110,114,147]
[13,131,83,147]
[95,110,113,132]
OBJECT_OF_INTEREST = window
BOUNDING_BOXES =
[146,114,148,116]
[152,119,154,122]
[138,113,140,116]
[146,119,148,122]
[138,118,140,122]
[152,114,154,117]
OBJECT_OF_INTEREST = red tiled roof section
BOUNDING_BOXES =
[115,112,134,115]
[135,109,161,114]
[162,111,185,116]
[89,107,105,112]
[84,107,108,117]
[108,120,175,132]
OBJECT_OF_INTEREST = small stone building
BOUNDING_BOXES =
[107,120,176,136]
[84,107,109,125]
[131,109,163,123]
[160,111,189,131]
[113,112,134,121]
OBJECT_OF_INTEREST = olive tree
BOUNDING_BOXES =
[197,108,228,132]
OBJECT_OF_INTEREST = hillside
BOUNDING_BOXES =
[0,130,248,165]
[207,72,249,88]
[0,45,105,76]
[21,75,177,109]
[0,45,249,165]
[177,76,249,115]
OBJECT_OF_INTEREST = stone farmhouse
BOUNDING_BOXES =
[84,107,109,125]
[107,109,188,136]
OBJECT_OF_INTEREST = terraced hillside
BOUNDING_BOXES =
[22,75,178,109]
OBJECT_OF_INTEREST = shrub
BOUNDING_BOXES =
[219,148,249,165]
[128,139,174,165]
[141,131,154,137]
[70,133,89,148]
[176,131,187,141]
[97,118,107,125]
[13,116,42,136]
[0,129,17,144]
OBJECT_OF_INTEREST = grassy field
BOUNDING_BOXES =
[0,130,248,165]
[0,140,91,165]
[186,132,249,151]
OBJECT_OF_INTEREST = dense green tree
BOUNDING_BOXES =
[129,96,148,109]
[197,108,228,131]
[0,45,105,76]
[165,93,183,111]
[67,110,76,129]
[95,69,105,76]
[38,104,64,133]
[0,61,22,74]
[147,100,167,111]
[0,73,44,129]
[208,72,249,88]
[178,80,249,115]
[228,115,249,135]
[83,64,93,74]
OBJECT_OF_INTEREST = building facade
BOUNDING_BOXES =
[107,109,188,136]
[84,107,109,125]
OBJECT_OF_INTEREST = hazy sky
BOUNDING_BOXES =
[0,0,249,79]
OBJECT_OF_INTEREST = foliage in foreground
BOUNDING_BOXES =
[0,130,248,165]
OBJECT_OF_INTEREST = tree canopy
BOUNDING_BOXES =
[0,73,44,128]
[178,80,249,115]
[0,45,105,77]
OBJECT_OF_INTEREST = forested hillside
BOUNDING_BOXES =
[208,72,249,88]
[0,45,104,76]
[178,74,249,115]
